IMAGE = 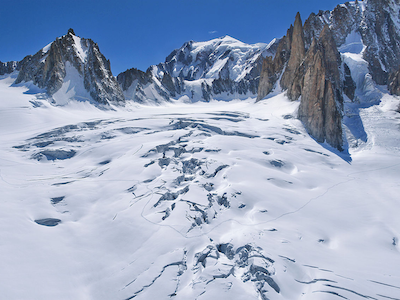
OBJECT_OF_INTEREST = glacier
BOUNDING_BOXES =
[1,69,400,299]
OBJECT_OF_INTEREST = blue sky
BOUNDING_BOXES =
[1,0,343,75]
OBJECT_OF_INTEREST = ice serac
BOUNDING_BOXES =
[119,36,276,102]
[297,26,344,150]
[280,12,306,96]
[14,29,124,105]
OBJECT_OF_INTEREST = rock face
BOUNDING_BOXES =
[256,31,292,101]
[0,61,18,75]
[118,36,276,102]
[117,67,170,104]
[388,66,400,96]
[258,16,345,150]
[302,0,400,85]
[259,0,400,101]
[258,0,400,150]
[14,29,124,105]
[296,26,344,150]
[343,63,356,100]
[280,12,306,95]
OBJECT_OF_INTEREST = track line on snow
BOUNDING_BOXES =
[136,161,400,239]
[256,161,400,224]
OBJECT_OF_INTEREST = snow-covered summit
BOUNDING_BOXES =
[12,29,124,105]
[118,35,277,103]
[157,35,270,82]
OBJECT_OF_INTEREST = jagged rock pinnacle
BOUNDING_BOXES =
[68,28,75,36]
[14,31,125,105]
[297,25,343,150]
[281,12,306,94]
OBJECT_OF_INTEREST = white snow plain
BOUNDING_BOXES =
[1,72,400,300]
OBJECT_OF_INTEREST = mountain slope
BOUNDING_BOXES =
[302,0,400,85]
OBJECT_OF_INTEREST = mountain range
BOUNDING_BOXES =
[2,1,400,152]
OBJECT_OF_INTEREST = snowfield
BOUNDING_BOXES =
[1,73,400,300]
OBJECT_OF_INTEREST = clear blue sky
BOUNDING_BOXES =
[0,0,343,75]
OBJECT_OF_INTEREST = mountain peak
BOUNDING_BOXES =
[219,35,237,41]
[14,31,124,105]
[67,28,75,36]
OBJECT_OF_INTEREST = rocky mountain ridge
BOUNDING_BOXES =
[0,61,18,75]
[2,0,400,150]
[3,29,124,105]
[257,0,400,150]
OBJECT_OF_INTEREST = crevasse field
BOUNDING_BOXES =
[1,71,400,300]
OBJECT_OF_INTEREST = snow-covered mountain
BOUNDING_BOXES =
[117,36,277,103]
[5,29,124,106]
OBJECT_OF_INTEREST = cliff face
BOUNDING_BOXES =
[296,26,344,150]
[0,61,18,75]
[257,14,345,150]
[14,29,124,105]
[280,12,306,95]
[388,68,400,96]
[257,0,400,150]
[302,0,400,85]
[256,29,292,101]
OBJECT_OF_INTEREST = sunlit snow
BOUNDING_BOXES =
[0,72,400,300]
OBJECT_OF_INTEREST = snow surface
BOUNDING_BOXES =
[338,30,365,54]
[1,73,400,300]
[52,62,93,105]
[42,42,53,54]
[72,35,88,62]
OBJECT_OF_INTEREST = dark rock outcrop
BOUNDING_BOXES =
[117,67,170,103]
[281,12,306,96]
[0,61,18,75]
[343,63,356,100]
[256,30,292,101]
[257,13,345,150]
[300,0,400,85]
[14,30,124,105]
[296,26,344,150]
[388,66,400,96]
